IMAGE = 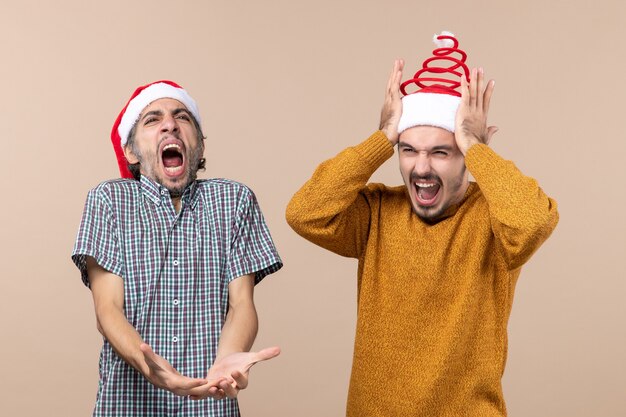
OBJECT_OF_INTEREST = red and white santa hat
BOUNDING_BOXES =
[110,80,201,178]
[398,31,470,134]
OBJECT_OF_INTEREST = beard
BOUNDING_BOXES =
[134,137,204,198]
[409,166,466,223]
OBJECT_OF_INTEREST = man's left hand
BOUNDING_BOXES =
[455,67,498,155]
[189,346,281,400]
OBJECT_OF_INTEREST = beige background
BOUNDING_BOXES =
[1,1,624,416]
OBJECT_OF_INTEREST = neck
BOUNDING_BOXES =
[171,196,182,213]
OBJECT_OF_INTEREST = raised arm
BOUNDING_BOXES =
[455,68,559,269]
[285,60,403,258]
[86,257,217,397]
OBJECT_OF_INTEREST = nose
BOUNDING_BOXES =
[414,153,432,177]
[160,114,179,134]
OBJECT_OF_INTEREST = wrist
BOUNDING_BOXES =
[458,137,480,156]
[380,127,398,146]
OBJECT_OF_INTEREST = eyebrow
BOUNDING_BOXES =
[398,142,453,152]
[140,107,192,121]
[172,108,192,117]
[141,110,163,121]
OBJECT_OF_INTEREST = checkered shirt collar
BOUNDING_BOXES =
[139,175,199,208]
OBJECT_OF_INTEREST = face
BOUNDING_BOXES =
[398,126,469,222]
[124,98,204,197]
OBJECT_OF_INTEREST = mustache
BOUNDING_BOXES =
[158,132,183,146]
[410,173,442,184]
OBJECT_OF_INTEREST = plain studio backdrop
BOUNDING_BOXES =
[1,1,624,416]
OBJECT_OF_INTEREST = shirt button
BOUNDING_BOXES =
[173,259,179,266]
[160,189,166,195]
[172,336,178,343]
[173,298,179,306]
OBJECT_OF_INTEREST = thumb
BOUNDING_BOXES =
[250,346,280,366]
[242,346,280,373]
[254,346,281,362]
[485,126,498,145]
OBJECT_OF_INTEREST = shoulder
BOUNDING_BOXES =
[196,178,254,196]
[465,181,488,207]
[87,178,140,203]
[195,179,258,207]
[362,183,407,203]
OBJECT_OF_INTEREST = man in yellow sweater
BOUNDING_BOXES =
[286,32,558,416]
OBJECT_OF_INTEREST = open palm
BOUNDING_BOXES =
[190,346,281,400]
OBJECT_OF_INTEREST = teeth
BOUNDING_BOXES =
[415,183,436,188]
[163,143,181,151]
[165,166,182,172]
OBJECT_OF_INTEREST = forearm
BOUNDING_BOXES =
[285,131,393,256]
[216,301,258,360]
[466,144,559,266]
[96,304,150,376]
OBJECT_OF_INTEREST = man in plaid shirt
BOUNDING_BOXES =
[72,80,283,416]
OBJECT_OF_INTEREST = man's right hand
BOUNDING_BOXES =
[140,343,224,397]
[379,59,404,146]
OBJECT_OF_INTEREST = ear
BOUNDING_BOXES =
[123,144,139,164]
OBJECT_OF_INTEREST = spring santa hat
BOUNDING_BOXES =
[398,31,470,134]
[110,80,202,179]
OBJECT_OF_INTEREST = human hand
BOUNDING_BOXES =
[190,346,281,400]
[379,59,404,146]
[140,343,223,397]
[455,67,498,155]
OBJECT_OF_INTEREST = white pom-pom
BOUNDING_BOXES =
[433,31,455,48]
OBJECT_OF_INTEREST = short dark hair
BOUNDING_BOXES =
[125,114,206,180]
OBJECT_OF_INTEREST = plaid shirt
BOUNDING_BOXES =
[72,175,282,417]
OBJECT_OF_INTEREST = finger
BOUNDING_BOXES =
[204,377,226,388]
[386,59,398,92]
[395,59,404,86]
[188,386,209,400]
[460,72,470,105]
[483,79,495,114]
[476,67,484,109]
[486,126,499,145]
[176,376,209,391]
[219,379,239,399]
[198,386,225,400]
[231,370,249,390]
[210,387,225,400]
[469,68,478,108]
[392,62,404,98]
[187,377,222,399]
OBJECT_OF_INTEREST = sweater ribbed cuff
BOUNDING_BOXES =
[353,131,395,171]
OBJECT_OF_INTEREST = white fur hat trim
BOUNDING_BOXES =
[398,92,460,134]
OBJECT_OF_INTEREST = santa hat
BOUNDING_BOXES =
[398,31,470,134]
[110,80,201,178]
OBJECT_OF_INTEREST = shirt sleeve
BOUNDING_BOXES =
[71,186,124,287]
[228,186,283,285]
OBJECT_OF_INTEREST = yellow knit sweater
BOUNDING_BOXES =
[286,131,559,417]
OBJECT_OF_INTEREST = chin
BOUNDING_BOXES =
[413,203,446,223]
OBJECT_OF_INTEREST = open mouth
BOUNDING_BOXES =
[161,143,185,176]
[414,181,441,206]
